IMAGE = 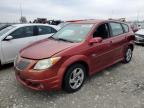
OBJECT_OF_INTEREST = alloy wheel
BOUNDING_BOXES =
[126,48,132,62]
[69,68,84,90]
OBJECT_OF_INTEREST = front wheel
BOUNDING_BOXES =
[123,47,133,63]
[63,64,86,93]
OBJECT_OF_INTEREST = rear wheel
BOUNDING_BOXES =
[63,64,86,93]
[123,47,133,63]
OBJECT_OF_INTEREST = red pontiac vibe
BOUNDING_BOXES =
[14,20,135,93]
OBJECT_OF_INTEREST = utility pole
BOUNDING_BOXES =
[137,10,139,23]
[19,0,23,23]
[20,2,23,18]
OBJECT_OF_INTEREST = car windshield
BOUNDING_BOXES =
[52,24,93,42]
[0,26,15,36]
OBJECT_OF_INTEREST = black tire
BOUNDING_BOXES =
[123,47,133,63]
[63,63,86,93]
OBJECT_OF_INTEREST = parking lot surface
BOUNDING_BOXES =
[0,45,144,108]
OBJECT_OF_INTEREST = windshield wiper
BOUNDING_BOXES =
[49,36,74,43]
[57,38,74,43]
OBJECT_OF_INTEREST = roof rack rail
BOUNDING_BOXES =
[108,18,126,22]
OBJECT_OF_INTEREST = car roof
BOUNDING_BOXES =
[73,19,127,24]
[12,23,59,28]
[13,23,53,27]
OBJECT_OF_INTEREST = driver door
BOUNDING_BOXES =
[88,23,114,74]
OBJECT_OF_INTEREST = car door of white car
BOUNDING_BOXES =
[36,26,57,41]
[1,26,37,64]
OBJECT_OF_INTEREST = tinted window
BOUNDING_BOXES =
[122,24,129,33]
[110,23,124,36]
[37,26,57,35]
[93,23,109,39]
[10,26,33,39]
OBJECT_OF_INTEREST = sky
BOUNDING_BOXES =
[0,0,144,22]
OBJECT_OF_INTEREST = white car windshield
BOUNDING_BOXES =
[52,24,93,42]
[0,26,16,36]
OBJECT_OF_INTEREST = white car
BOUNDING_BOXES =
[0,24,59,65]
[135,28,144,45]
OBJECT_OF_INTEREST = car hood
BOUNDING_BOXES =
[135,29,144,35]
[20,39,79,59]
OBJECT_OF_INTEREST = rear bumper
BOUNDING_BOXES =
[15,69,61,91]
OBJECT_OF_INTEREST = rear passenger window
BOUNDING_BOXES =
[122,24,129,33]
[37,26,57,35]
[110,23,124,36]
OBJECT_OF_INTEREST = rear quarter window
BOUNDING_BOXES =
[122,24,129,33]
[109,22,124,36]
[37,26,57,35]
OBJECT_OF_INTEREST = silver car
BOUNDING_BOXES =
[0,24,59,65]
[135,29,144,45]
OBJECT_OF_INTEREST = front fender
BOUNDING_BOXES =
[57,55,90,87]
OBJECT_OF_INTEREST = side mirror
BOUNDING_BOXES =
[89,37,103,44]
[4,35,13,41]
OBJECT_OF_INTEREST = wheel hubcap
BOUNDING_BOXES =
[69,68,84,89]
[126,48,132,61]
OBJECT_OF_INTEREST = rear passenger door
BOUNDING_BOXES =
[36,26,57,41]
[108,22,127,62]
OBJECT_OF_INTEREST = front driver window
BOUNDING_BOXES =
[93,24,109,39]
[10,26,33,39]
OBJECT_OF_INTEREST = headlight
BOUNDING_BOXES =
[34,57,61,70]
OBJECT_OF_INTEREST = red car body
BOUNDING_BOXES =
[14,20,135,91]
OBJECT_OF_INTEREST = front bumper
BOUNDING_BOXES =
[15,68,61,91]
[14,57,62,91]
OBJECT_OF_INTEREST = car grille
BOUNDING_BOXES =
[16,58,30,70]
